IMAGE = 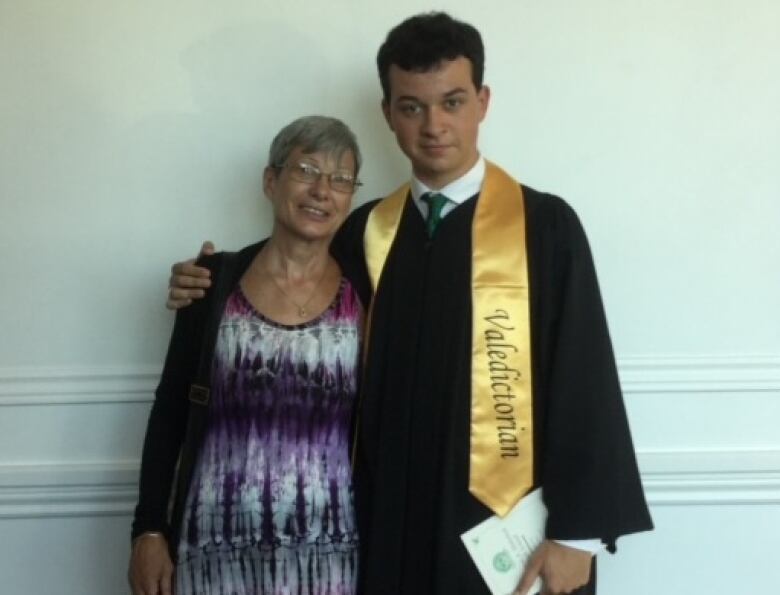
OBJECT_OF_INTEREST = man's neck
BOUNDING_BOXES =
[412,154,482,191]
[411,156,485,204]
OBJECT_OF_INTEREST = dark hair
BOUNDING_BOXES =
[376,12,485,101]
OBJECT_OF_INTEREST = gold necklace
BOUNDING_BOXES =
[265,262,329,318]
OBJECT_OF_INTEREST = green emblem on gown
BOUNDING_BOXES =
[492,550,514,573]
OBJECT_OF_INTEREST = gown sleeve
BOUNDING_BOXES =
[541,201,653,551]
[330,202,376,308]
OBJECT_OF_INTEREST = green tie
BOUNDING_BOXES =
[421,192,450,237]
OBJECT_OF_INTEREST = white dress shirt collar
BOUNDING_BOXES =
[410,156,486,205]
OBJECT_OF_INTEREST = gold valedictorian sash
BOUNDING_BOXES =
[363,161,533,517]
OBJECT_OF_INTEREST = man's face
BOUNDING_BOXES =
[382,56,490,189]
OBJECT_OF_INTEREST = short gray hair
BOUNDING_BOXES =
[267,115,362,176]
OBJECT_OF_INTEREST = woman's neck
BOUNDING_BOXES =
[260,232,331,281]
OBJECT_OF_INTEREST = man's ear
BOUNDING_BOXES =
[477,85,491,122]
[381,99,394,131]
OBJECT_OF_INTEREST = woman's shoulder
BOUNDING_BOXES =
[197,240,265,275]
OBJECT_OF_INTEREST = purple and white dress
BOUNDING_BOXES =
[176,279,362,595]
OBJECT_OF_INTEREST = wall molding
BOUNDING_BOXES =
[0,462,139,519]
[0,366,160,406]
[617,355,780,394]
[638,448,780,506]
[1,449,779,519]
[1,355,778,407]
[1,358,778,517]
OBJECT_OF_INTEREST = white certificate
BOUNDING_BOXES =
[460,487,547,595]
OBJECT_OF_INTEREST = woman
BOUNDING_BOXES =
[129,116,363,595]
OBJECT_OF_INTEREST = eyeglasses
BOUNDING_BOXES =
[277,162,362,194]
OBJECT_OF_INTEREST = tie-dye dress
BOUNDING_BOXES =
[176,279,361,595]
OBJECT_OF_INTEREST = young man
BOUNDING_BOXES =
[167,13,652,595]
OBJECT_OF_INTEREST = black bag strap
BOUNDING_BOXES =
[187,251,240,405]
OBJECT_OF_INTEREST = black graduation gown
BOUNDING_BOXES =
[332,185,653,595]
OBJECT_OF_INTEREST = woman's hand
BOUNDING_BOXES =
[128,533,174,595]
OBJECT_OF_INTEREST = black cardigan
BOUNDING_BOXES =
[131,241,264,551]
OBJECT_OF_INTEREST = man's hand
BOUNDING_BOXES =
[166,241,215,309]
[128,533,173,595]
[514,540,592,595]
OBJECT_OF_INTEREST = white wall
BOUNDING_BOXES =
[1,1,778,593]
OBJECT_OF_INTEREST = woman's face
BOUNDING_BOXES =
[264,146,357,243]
